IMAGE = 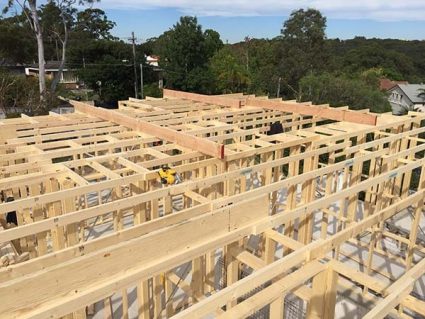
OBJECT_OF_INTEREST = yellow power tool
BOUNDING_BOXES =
[158,165,181,185]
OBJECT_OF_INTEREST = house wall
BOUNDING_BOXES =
[25,69,78,84]
[388,86,413,115]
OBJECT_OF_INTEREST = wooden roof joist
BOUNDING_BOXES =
[4,124,425,218]
[245,97,378,125]
[163,88,244,108]
[1,92,425,319]
[1,184,421,319]
[163,88,378,125]
[71,100,225,159]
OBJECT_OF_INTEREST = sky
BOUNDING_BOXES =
[1,0,424,42]
[94,1,425,43]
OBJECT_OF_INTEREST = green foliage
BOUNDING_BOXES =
[2,6,425,112]
[341,43,414,80]
[157,16,223,92]
[39,2,75,61]
[230,38,281,95]
[43,6,116,62]
[360,68,385,88]
[209,46,250,93]
[77,54,134,103]
[204,29,223,58]
[74,8,116,40]
[327,37,425,82]
[143,83,162,98]
[0,16,36,62]
[0,68,53,116]
[278,8,329,96]
[68,38,131,66]
[299,73,391,113]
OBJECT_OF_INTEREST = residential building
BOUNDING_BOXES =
[25,61,79,89]
[388,83,425,115]
[145,55,163,89]
[146,55,159,67]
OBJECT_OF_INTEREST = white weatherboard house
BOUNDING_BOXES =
[25,61,79,89]
[388,83,425,115]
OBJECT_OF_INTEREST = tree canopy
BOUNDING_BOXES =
[278,8,329,95]
[2,8,425,115]
[157,16,223,92]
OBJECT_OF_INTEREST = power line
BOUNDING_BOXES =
[63,61,186,77]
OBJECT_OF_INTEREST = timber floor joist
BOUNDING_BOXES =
[1,90,425,319]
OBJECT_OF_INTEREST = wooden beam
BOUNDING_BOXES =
[363,253,425,319]
[401,295,425,317]
[162,89,377,125]
[246,98,377,125]
[0,196,269,319]
[1,92,425,319]
[174,190,425,319]
[218,260,325,319]
[163,89,243,108]
[70,100,225,159]
[362,277,415,319]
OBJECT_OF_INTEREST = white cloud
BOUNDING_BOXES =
[99,0,425,21]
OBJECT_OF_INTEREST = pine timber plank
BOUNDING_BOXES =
[163,89,243,108]
[70,100,225,159]
[162,89,378,125]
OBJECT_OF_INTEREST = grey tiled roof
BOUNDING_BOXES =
[397,84,425,103]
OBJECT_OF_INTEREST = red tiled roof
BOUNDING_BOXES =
[380,78,408,91]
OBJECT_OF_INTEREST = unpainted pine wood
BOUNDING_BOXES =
[306,267,338,319]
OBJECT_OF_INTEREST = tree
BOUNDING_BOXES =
[44,0,99,93]
[158,16,223,93]
[209,46,250,93]
[77,58,133,104]
[0,69,47,116]
[3,0,98,103]
[231,38,281,95]
[298,73,391,113]
[68,9,117,70]
[341,43,415,81]
[278,9,329,97]
[204,29,223,59]
[0,69,17,115]
[4,0,47,102]
[0,15,36,63]
[74,8,116,40]
[39,1,77,92]
[75,40,135,104]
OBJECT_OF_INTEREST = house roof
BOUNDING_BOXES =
[28,61,70,70]
[396,84,425,104]
[379,78,408,91]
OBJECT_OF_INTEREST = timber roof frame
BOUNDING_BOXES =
[0,90,425,319]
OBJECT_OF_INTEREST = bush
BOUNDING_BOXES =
[298,72,391,113]
[143,83,162,98]
[0,69,62,117]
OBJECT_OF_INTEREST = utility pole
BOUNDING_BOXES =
[277,77,281,98]
[140,63,144,99]
[244,36,250,72]
[131,32,138,99]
